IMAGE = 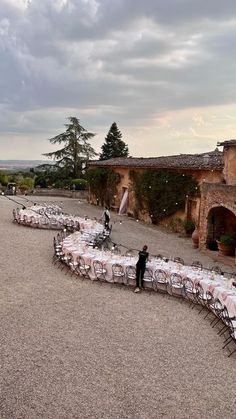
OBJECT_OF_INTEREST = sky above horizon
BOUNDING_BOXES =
[1,0,236,159]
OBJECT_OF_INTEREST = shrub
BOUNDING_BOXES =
[169,217,184,233]
[184,220,195,235]
[70,179,88,190]
[219,234,236,245]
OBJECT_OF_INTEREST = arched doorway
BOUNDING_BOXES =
[206,206,236,249]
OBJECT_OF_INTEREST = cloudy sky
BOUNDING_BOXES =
[1,0,236,159]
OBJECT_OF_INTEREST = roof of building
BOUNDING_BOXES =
[217,139,236,147]
[88,149,223,171]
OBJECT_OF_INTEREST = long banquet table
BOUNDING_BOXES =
[62,233,236,318]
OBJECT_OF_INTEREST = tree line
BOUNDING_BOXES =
[33,117,129,188]
[0,117,129,191]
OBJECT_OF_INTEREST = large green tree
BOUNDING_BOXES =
[99,122,129,160]
[43,117,97,178]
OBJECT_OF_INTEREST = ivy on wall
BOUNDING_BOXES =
[87,168,120,206]
[131,170,199,224]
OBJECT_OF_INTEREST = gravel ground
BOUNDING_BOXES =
[0,195,236,419]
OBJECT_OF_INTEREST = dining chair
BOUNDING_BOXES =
[183,277,198,307]
[125,265,136,286]
[169,272,184,297]
[143,267,154,290]
[93,260,107,282]
[77,256,91,279]
[112,263,125,284]
[153,269,168,293]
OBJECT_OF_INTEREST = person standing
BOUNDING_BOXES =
[102,206,110,229]
[134,245,149,293]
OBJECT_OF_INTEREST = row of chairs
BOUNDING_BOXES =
[13,209,81,231]
[53,243,236,357]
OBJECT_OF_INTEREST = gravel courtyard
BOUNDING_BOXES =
[0,195,235,419]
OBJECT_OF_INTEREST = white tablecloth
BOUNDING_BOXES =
[62,234,236,318]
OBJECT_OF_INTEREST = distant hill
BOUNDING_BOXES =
[0,160,53,171]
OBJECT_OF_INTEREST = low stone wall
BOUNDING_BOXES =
[29,188,89,199]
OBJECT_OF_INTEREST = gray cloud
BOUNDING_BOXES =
[1,0,236,158]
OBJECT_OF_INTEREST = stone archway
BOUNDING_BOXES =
[206,205,236,249]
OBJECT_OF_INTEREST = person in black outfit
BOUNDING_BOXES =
[135,245,149,293]
[102,206,110,230]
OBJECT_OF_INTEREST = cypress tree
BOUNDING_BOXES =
[100,122,129,160]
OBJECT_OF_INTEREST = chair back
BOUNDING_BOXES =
[170,272,183,286]
[191,260,203,269]
[173,257,185,265]
[154,269,167,283]
[144,267,153,280]
[211,265,222,275]
[112,263,124,276]
[126,265,136,278]
[93,260,103,272]
[183,277,195,292]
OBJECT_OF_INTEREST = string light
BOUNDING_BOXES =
[149,185,152,189]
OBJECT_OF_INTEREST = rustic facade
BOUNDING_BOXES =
[88,140,236,251]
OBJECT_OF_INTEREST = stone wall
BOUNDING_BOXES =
[199,183,236,249]
[31,188,88,199]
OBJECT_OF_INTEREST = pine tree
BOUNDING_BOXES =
[43,117,97,178]
[99,122,129,160]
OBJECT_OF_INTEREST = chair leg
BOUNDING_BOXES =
[228,347,236,357]
[218,325,228,336]
[223,337,233,349]
[222,336,232,347]
[211,318,221,328]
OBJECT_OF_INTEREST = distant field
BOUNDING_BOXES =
[0,160,52,171]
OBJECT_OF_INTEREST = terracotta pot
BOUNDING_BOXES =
[191,228,199,248]
[216,240,235,256]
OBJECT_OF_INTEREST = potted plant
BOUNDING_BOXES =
[184,219,195,236]
[217,234,236,256]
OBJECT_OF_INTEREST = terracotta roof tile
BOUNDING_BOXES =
[217,139,236,147]
[88,149,223,171]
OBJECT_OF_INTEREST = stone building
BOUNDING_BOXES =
[89,140,236,251]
